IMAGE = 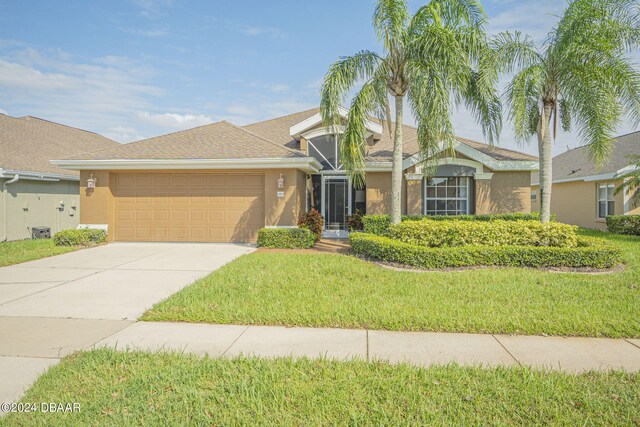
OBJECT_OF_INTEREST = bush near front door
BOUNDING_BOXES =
[257,228,316,249]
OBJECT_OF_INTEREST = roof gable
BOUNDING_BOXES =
[288,106,383,140]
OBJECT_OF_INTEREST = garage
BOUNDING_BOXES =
[113,172,265,242]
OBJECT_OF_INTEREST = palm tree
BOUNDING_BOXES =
[320,0,501,224]
[615,154,640,204]
[490,0,640,223]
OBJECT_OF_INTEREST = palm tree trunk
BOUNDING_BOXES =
[391,95,404,224]
[537,104,553,223]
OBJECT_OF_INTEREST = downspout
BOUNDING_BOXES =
[2,172,20,242]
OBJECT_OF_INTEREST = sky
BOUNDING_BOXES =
[0,0,638,157]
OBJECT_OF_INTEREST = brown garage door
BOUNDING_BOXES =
[113,172,265,242]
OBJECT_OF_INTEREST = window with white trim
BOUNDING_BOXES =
[424,177,470,215]
[597,183,615,218]
[531,190,537,201]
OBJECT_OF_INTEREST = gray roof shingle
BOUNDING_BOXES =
[0,114,118,176]
[64,120,306,161]
[532,131,640,183]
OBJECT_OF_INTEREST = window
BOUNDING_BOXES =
[307,135,341,170]
[531,190,537,201]
[424,177,470,215]
[597,183,615,218]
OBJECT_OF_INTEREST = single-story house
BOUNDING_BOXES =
[52,108,538,242]
[531,131,640,230]
[1,114,118,241]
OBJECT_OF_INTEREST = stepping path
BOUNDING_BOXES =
[97,322,640,373]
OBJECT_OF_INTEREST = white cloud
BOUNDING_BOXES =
[131,0,173,19]
[137,111,214,129]
[268,83,289,93]
[103,126,146,143]
[122,27,169,38]
[239,26,285,39]
[487,0,564,42]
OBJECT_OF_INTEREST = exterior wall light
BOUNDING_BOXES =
[87,174,97,189]
[277,174,285,189]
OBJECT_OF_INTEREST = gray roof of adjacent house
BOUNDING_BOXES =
[532,131,640,183]
[64,120,307,161]
[0,114,118,177]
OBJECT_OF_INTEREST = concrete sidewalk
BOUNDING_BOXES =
[97,322,640,373]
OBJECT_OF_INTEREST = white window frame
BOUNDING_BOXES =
[423,176,471,215]
[597,182,615,219]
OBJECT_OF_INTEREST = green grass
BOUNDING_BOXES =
[3,349,638,426]
[0,239,80,267]
[144,230,640,338]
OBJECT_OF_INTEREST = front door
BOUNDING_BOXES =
[323,176,350,230]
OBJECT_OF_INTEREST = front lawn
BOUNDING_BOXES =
[0,239,80,267]
[4,349,638,426]
[144,230,640,338]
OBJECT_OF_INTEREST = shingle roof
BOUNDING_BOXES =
[245,109,537,162]
[64,120,306,161]
[0,114,118,176]
[532,131,640,183]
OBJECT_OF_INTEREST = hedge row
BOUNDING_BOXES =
[257,227,316,249]
[389,219,577,248]
[362,213,544,235]
[349,233,621,269]
[607,215,640,235]
[53,228,107,246]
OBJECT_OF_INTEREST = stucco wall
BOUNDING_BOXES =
[533,179,627,230]
[1,178,79,241]
[366,172,392,215]
[487,171,531,214]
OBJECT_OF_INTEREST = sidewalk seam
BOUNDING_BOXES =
[221,326,250,356]
[492,335,521,367]
[366,329,369,362]
[624,338,640,350]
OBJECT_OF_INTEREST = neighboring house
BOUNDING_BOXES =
[1,114,118,241]
[52,108,538,243]
[532,131,640,230]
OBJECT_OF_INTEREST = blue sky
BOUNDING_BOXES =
[0,0,638,156]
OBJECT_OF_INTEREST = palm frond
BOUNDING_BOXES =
[320,51,384,128]
[373,0,409,54]
[489,31,543,73]
[614,155,640,204]
[505,65,545,143]
[341,77,389,188]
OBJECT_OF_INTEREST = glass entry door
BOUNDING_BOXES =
[323,176,350,230]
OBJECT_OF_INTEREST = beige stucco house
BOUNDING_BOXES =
[532,131,640,230]
[52,108,538,243]
[1,114,118,241]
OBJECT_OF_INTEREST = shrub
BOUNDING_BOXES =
[362,213,546,235]
[298,208,324,240]
[607,215,640,235]
[350,233,621,269]
[346,209,365,232]
[53,228,107,246]
[389,219,578,248]
[257,228,316,249]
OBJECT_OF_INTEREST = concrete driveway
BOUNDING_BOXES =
[0,242,254,319]
[0,242,254,407]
